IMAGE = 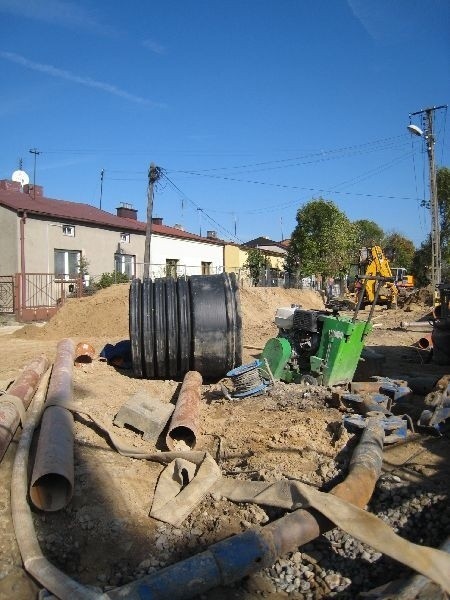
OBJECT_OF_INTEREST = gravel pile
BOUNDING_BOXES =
[263,473,449,599]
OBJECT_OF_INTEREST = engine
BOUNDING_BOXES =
[274,306,329,372]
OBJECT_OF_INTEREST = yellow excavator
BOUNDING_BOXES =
[351,246,398,309]
[325,246,399,311]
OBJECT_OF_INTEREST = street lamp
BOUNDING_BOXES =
[407,107,444,297]
[407,124,423,137]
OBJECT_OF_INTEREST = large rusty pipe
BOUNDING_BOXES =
[11,365,100,600]
[0,354,49,463]
[109,418,385,600]
[166,371,202,451]
[30,338,76,511]
[265,416,385,556]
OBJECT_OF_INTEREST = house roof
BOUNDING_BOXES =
[0,181,222,245]
[244,236,287,253]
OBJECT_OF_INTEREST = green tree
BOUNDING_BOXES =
[412,166,450,283]
[353,219,384,249]
[412,237,431,287]
[286,198,356,279]
[244,248,268,285]
[382,231,415,270]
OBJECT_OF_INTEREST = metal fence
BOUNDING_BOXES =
[0,273,82,321]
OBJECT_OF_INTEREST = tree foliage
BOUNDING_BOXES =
[286,198,356,278]
[412,166,450,283]
[353,219,384,249]
[383,231,415,270]
[244,248,268,285]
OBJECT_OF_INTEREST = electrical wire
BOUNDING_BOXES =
[168,169,426,203]
[160,171,244,243]
[172,134,410,174]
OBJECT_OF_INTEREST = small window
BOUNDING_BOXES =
[201,261,212,275]
[114,253,135,278]
[54,249,80,279]
[120,232,130,243]
[166,259,179,278]
[62,225,75,237]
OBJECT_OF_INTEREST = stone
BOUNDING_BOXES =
[114,389,174,442]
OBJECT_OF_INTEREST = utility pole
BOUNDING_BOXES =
[144,163,161,278]
[100,169,104,210]
[408,105,447,295]
[29,148,41,200]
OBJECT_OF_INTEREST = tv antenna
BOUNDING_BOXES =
[29,148,41,200]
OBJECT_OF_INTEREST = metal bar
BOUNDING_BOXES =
[166,371,202,450]
[29,338,76,511]
[0,354,50,463]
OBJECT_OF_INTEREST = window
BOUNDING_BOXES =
[62,225,75,237]
[201,261,212,275]
[114,253,135,278]
[165,259,179,278]
[54,249,80,278]
[120,233,130,243]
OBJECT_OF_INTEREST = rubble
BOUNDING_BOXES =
[0,284,449,599]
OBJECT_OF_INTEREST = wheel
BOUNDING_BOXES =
[300,374,318,386]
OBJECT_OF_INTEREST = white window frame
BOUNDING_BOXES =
[62,224,75,237]
[114,253,135,277]
[54,249,80,280]
[120,232,130,243]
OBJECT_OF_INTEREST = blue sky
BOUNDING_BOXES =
[0,0,449,247]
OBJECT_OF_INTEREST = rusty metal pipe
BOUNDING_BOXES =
[417,333,433,349]
[0,354,49,463]
[30,338,76,511]
[109,418,385,600]
[10,364,100,600]
[74,341,95,366]
[166,371,202,451]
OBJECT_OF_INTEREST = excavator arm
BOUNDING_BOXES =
[359,246,398,307]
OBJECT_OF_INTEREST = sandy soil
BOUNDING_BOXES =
[0,284,448,599]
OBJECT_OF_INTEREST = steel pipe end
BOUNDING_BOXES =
[74,342,96,366]
[30,473,73,512]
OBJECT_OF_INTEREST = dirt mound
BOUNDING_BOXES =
[240,286,324,354]
[14,284,130,341]
[14,283,324,351]
[403,287,433,308]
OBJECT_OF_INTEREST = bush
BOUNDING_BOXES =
[95,272,130,289]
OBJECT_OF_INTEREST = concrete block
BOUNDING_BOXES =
[114,389,175,442]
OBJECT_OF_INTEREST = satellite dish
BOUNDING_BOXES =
[407,124,423,137]
[12,169,30,186]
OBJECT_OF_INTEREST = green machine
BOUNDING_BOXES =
[261,306,372,387]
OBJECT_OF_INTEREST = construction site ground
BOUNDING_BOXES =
[0,284,449,599]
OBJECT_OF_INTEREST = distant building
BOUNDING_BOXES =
[0,179,224,280]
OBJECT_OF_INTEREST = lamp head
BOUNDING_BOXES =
[407,124,423,137]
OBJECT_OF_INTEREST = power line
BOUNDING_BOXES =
[168,169,427,203]
[160,171,244,243]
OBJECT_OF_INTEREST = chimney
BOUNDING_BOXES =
[23,183,44,197]
[0,179,22,192]
[151,217,163,225]
[207,230,217,239]
[116,202,137,220]
[173,223,184,231]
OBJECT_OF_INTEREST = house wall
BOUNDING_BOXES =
[21,215,223,278]
[0,206,19,273]
[224,245,248,272]
[143,234,224,278]
[265,253,285,270]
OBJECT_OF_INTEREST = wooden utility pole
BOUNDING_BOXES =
[409,105,447,295]
[144,163,161,278]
